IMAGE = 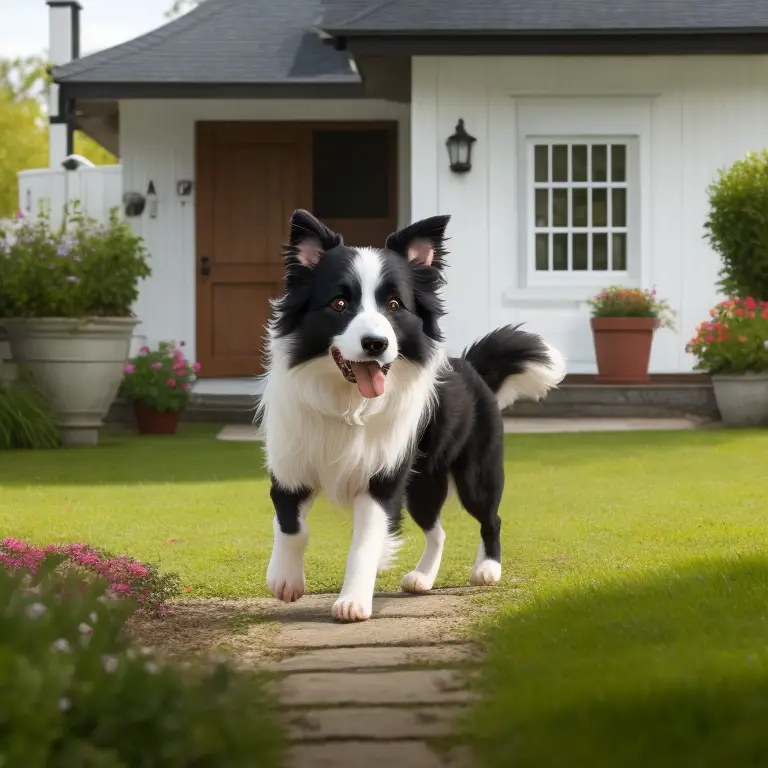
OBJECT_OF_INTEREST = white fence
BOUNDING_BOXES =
[17,166,123,228]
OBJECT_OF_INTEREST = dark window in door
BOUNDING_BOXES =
[312,129,391,218]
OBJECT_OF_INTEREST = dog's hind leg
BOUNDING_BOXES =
[266,479,314,603]
[401,469,449,594]
[452,449,504,587]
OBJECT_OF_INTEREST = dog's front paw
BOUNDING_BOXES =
[267,559,306,603]
[470,559,502,586]
[331,596,372,622]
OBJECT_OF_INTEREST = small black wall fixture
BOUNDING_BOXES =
[446,118,476,174]
[146,181,158,219]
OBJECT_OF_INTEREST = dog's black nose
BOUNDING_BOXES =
[361,336,389,355]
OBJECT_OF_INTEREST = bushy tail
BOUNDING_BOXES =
[462,324,567,410]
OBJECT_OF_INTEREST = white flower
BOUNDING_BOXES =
[51,638,71,653]
[101,655,118,674]
[144,661,159,675]
[58,698,71,712]
[89,612,98,624]
[78,622,93,635]
[25,602,47,620]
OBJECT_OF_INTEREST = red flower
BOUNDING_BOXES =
[706,334,714,342]
[745,297,757,310]
[739,335,748,343]
[167,378,176,388]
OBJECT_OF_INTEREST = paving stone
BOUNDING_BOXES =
[286,741,473,768]
[286,705,466,741]
[275,669,475,706]
[269,644,476,672]
[278,616,463,649]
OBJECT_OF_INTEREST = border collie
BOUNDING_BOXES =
[257,210,566,622]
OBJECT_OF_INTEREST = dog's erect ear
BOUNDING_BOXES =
[385,215,451,269]
[287,209,342,267]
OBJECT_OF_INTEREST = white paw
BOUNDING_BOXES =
[331,596,372,622]
[400,570,434,594]
[267,574,305,603]
[470,559,502,586]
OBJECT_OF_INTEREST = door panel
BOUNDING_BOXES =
[196,123,310,377]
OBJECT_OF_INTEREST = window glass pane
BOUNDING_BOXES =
[612,233,627,270]
[612,188,626,227]
[611,145,626,182]
[534,145,549,183]
[572,145,588,182]
[592,189,607,227]
[535,188,549,227]
[572,189,588,227]
[572,234,588,270]
[552,145,569,182]
[553,234,568,271]
[552,189,568,227]
[313,130,390,218]
[593,233,608,270]
[591,145,607,182]
[535,233,549,270]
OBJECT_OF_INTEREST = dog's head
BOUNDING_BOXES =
[269,209,450,399]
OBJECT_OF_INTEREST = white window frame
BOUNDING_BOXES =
[511,98,651,294]
[525,137,639,287]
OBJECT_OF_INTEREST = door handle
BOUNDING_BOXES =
[200,256,211,277]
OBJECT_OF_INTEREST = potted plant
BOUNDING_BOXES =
[0,205,151,447]
[686,297,768,427]
[119,341,200,435]
[587,286,676,384]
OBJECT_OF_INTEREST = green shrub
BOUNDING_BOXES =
[0,204,151,318]
[0,560,284,767]
[705,150,768,300]
[0,372,60,450]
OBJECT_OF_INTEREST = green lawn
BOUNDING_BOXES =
[2,425,768,765]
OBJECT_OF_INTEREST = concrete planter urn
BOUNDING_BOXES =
[710,373,768,427]
[5,317,139,447]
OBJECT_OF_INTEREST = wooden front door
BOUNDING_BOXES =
[196,121,398,377]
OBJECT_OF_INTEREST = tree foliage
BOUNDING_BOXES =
[0,56,117,219]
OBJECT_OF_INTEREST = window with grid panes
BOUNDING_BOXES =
[531,142,629,273]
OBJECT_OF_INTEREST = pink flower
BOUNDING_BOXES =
[127,562,149,578]
[139,346,151,355]
[739,335,748,343]
[176,368,187,377]
[192,362,201,372]
[167,379,176,388]
[181,383,189,391]
[124,364,136,374]
[150,362,162,370]
[2,538,26,552]
[110,583,132,594]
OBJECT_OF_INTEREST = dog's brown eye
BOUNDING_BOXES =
[387,298,401,313]
[331,298,347,312]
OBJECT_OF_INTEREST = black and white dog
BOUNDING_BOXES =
[257,210,566,622]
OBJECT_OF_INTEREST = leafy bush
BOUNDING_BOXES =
[1,538,180,613]
[588,285,676,329]
[0,204,151,318]
[705,150,768,300]
[685,297,768,374]
[0,373,60,450]
[119,341,201,413]
[0,559,284,767]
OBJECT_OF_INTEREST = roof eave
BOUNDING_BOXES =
[322,29,768,56]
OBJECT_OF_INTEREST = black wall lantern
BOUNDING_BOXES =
[446,118,476,174]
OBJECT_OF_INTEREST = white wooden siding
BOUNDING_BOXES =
[120,99,411,365]
[412,56,768,372]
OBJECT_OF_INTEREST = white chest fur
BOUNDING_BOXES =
[259,344,443,507]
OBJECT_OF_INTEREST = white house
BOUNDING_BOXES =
[45,0,768,391]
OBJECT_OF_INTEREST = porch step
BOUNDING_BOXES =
[107,378,718,425]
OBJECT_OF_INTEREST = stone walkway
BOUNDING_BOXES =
[258,591,479,768]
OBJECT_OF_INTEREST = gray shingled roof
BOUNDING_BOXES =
[54,0,358,85]
[322,0,768,33]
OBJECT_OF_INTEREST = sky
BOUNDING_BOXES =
[0,0,170,59]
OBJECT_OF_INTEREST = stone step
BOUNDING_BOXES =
[286,741,472,768]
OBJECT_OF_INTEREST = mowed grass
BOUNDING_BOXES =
[2,425,768,765]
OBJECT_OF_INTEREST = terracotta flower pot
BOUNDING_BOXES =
[590,316,660,385]
[133,402,180,435]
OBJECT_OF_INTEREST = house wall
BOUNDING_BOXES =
[411,56,768,372]
[119,99,411,366]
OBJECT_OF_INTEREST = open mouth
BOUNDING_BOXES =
[331,346,391,399]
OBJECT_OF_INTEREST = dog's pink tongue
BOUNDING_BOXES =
[350,361,386,399]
